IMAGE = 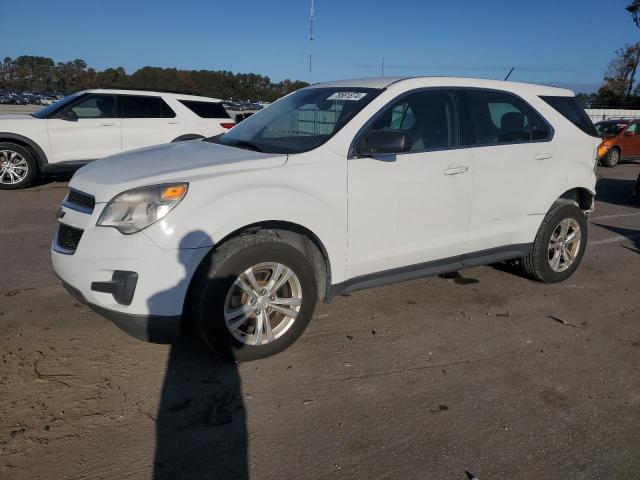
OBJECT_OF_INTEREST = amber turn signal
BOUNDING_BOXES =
[162,184,188,200]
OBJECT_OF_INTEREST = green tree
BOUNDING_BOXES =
[597,43,640,102]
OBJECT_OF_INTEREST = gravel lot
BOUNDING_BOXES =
[0,147,639,478]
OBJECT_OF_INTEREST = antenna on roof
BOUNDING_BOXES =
[381,58,384,77]
[504,67,515,81]
[308,0,315,83]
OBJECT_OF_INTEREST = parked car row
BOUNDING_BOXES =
[594,118,640,167]
[0,90,63,106]
[222,100,268,111]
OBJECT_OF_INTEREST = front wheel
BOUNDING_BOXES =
[0,143,37,190]
[189,232,318,361]
[521,203,588,283]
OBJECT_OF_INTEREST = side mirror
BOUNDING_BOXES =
[356,130,411,157]
[625,130,637,137]
[56,109,78,122]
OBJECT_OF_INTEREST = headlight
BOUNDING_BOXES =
[97,183,188,234]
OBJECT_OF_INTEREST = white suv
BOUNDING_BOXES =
[51,77,600,361]
[0,89,234,189]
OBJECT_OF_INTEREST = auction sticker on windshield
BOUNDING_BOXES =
[327,92,368,101]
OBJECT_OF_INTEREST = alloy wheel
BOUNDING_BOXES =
[0,149,29,185]
[223,262,303,346]
[548,218,581,272]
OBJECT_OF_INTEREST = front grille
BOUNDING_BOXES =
[57,224,84,253]
[65,189,95,213]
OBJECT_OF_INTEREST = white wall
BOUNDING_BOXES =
[585,109,640,123]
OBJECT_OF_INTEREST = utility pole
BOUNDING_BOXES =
[308,0,315,83]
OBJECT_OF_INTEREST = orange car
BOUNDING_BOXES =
[596,119,640,167]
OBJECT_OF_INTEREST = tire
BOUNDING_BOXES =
[189,231,318,361]
[601,147,620,168]
[0,142,37,190]
[521,202,588,283]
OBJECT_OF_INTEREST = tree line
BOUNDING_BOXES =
[0,56,308,102]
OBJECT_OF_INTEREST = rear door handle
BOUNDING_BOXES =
[167,121,181,125]
[99,122,115,127]
[443,166,469,176]
[535,152,553,160]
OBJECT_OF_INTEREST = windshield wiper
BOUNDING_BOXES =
[224,140,264,152]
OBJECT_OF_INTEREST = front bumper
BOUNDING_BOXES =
[58,277,181,343]
[51,201,210,343]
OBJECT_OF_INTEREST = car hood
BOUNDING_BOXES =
[70,140,288,202]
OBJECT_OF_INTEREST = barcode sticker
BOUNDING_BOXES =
[326,92,367,101]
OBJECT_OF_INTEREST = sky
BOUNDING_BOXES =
[2,0,639,92]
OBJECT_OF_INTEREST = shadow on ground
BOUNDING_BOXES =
[148,231,248,479]
[595,176,640,208]
[153,336,247,480]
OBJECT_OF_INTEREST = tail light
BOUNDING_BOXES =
[220,122,235,130]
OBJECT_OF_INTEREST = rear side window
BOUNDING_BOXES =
[179,100,230,119]
[466,91,551,145]
[540,96,598,137]
[120,95,176,118]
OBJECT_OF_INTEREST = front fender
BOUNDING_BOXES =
[143,178,347,283]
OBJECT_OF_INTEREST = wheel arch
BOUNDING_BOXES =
[171,134,204,142]
[185,220,332,307]
[558,187,595,212]
[0,132,48,171]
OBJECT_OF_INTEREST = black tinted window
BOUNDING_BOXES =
[466,91,551,145]
[540,96,598,137]
[365,90,458,152]
[595,121,628,137]
[179,100,230,119]
[120,95,175,118]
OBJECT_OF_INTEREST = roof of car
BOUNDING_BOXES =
[308,76,575,96]
[82,89,223,102]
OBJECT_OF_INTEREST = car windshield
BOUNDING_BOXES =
[31,92,84,119]
[213,87,383,154]
[595,121,628,137]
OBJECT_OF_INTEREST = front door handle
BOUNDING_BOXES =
[443,166,469,176]
[99,122,115,127]
[535,152,553,160]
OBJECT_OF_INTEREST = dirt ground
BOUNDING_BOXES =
[1,162,639,480]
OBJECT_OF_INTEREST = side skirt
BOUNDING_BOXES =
[329,243,532,299]
[40,160,94,174]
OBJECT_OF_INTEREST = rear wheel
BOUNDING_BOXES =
[0,142,37,190]
[190,231,318,361]
[521,202,588,283]
[601,147,620,168]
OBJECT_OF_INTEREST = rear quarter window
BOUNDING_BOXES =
[540,96,598,137]
[179,100,230,119]
[120,95,176,118]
